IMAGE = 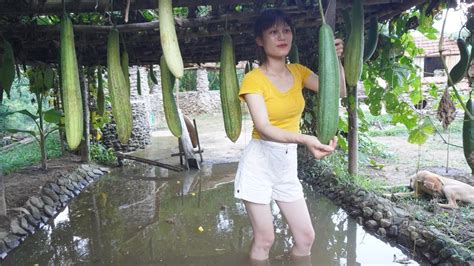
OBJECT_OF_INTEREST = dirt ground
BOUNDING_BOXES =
[361,133,472,186]
[2,154,83,211]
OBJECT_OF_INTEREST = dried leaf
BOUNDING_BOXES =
[436,88,456,129]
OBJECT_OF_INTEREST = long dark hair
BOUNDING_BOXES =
[254,9,294,64]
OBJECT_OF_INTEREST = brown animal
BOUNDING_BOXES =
[409,171,474,209]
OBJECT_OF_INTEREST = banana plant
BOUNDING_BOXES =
[3,65,62,170]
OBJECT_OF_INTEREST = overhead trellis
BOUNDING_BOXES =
[0,0,429,66]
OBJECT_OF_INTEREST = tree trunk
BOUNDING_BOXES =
[39,132,47,170]
[37,93,48,170]
[0,167,7,217]
[80,67,90,162]
[348,85,358,175]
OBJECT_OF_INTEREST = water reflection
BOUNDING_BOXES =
[2,163,419,265]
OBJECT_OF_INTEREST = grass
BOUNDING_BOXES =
[0,133,62,174]
[321,151,389,194]
[364,112,464,137]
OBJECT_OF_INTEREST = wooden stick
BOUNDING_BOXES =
[115,152,184,172]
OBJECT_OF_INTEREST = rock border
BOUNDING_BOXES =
[0,163,109,258]
[298,151,474,266]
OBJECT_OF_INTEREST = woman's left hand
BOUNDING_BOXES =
[335,39,344,57]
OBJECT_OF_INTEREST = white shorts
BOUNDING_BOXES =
[234,139,304,204]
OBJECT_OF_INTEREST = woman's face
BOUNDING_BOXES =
[256,22,293,60]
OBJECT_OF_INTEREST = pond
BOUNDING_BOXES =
[2,162,422,265]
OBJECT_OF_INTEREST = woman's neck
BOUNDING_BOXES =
[261,56,287,76]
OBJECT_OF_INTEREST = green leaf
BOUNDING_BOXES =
[412,76,421,89]
[358,107,369,132]
[337,134,348,151]
[428,83,439,97]
[408,128,428,144]
[5,109,38,121]
[384,92,399,113]
[409,89,422,104]
[338,116,348,132]
[369,103,382,116]
[43,109,62,124]
[392,104,418,129]
[43,67,54,90]
[420,117,435,134]
[140,10,158,22]
[6,128,37,137]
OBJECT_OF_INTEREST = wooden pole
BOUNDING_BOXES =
[115,152,184,172]
[348,85,358,175]
[54,85,66,155]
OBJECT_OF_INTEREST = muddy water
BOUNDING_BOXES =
[1,162,422,265]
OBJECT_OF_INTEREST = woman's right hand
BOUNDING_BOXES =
[303,135,337,159]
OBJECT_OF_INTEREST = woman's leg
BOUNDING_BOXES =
[276,198,315,256]
[244,200,275,260]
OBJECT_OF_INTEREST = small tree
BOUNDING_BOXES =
[4,65,61,170]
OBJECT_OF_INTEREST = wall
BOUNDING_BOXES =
[102,66,153,152]
[102,66,222,152]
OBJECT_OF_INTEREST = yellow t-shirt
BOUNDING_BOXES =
[239,64,313,139]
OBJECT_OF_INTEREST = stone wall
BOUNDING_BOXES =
[102,66,154,152]
[177,91,222,116]
[146,66,166,131]
[102,66,222,151]
[176,67,221,116]
[0,164,109,256]
[146,66,221,125]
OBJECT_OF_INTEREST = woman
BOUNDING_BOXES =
[234,9,345,262]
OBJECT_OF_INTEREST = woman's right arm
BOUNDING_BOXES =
[244,93,337,159]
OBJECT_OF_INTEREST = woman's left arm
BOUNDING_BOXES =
[304,38,346,98]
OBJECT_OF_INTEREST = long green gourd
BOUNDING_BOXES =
[107,28,133,144]
[448,38,471,86]
[121,50,130,94]
[316,0,340,145]
[463,93,474,174]
[219,33,242,142]
[363,16,378,62]
[160,55,182,137]
[343,0,364,87]
[159,0,184,78]
[60,14,83,150]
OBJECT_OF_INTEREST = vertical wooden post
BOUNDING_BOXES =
[0,166,7,217]
[55,77,66,155]
[348,85,358,175]
[80,66,90,162]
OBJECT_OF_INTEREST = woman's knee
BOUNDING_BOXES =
[296,228,315,247]
[254,231,275,249]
